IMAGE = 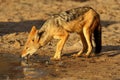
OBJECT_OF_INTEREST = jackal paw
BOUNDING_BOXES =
[50,57,61,61]
[82,53,96,58]
[82,54,90,58]
[83,54,89,58]
[72,54,82,57]
[90,53,96,57]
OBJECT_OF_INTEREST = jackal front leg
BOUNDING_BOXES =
[51,32,68,60]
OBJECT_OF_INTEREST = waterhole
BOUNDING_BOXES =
[0,54,56,80]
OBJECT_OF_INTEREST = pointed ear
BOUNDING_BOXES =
[38,31,44,37]
[34,30,39,42]
[30,26,37,34]
[34,30,45,42]
[28,26,37,37]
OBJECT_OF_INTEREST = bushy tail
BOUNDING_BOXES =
[94,23,102,54]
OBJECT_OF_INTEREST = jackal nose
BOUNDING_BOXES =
[21,53,30,60]
[20,55,27,60]
[20,54,24,58]
[20,55,25,60]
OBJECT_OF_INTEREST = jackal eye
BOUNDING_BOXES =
[26,47,29,49]
[32,39,34,42]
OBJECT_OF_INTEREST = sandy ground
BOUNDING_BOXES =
[0,0,120,80]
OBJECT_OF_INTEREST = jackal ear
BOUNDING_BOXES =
[34,30,44,42]
[34,30,40,42]
[28,26,37,37]
[38,31,44,37]
[30,26,37,33]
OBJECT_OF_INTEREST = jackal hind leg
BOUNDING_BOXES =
[73,32,88,57]
[51,31,69,60]
[83,27,93,58]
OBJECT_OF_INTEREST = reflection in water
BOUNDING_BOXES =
[0,55,49,80]
[21,61,48,79]
[0,56,24,79]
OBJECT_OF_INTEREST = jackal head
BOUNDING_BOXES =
[21,26,43,58]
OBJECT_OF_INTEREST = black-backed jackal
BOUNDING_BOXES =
[21,6,101,60]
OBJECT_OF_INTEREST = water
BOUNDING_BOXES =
[0,54,51,80]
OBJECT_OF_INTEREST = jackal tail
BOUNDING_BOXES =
[94,21,102,54]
